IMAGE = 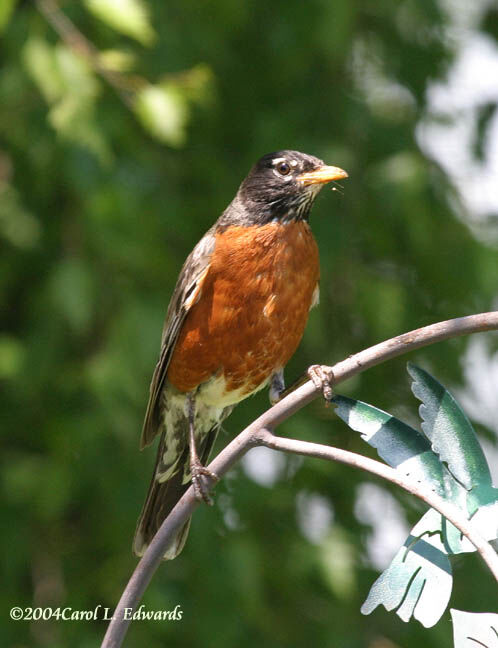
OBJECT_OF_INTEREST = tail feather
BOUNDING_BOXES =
[133,423,220,560]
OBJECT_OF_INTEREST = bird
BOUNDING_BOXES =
[133,150,348,560]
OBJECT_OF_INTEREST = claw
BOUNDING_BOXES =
[307,365,334,404]
[269,369,285,405]
[191,461,219,505]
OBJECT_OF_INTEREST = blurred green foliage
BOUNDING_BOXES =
[1,1,497,647]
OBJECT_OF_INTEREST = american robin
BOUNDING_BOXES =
[133,150,348,559]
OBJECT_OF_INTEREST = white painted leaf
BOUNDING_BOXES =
[451,609,498,648]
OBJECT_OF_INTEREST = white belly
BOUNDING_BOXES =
[196,371,271,407]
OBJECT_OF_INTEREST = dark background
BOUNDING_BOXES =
[2,1,497,646]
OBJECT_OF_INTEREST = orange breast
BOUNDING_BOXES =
[167,221,320,398]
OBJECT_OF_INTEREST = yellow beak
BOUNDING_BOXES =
[297,165,348,186]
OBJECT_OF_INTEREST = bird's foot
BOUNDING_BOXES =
[307,365,334,405]
[191,460,219,505]
[269,369,286,405]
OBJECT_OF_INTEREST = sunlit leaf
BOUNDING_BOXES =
[170,63,215,105]
[332,395,445,495]
[408,363,493,491]
[23,37,65,103]
[49,94,111,164]
[55,45,100,98]
[85,0,156,46]
[451,609,498,648]
[23,38,111,163]
[0,0,17,33]
[97,49,137,72]
[134,83,188,146]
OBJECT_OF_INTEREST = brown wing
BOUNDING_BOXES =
[140,228,216,449]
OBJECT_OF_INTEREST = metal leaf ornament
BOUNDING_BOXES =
[450,610,498,648]
[332,364,498,629]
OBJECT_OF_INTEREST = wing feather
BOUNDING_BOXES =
[140,229,216,449]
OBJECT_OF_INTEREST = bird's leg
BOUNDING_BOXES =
[307,365,334,405]
[187,393,219,505]
[269,369,286,405]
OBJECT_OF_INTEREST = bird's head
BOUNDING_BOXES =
[230,150,348,226]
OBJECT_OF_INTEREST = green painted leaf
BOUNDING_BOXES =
[451,609,498,648]
[410,507,444,538]
[453,500,498,554]
[361,557,413,613]
[408,363,493,491]
[409,505,468,558]
[332,386,498,557]
[407,506,464,557]
[437,467,498,553]
[467,483,498,514]
[439,471,472,554]
[361,525,452,628]
[332,395,445,495]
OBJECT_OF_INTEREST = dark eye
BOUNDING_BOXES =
[276,161,291,176]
